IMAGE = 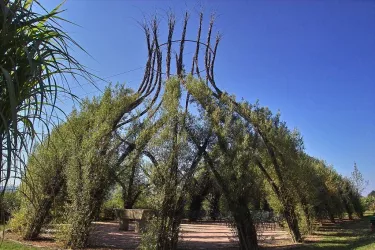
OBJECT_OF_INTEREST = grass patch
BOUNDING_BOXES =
[1,224,44,249]
[287,212,375,249]
[0,240,41,250]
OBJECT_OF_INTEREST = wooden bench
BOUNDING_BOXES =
[115,209,154,233]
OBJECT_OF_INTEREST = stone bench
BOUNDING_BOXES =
[115,209,154,233]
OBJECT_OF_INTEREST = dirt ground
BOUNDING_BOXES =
[3,221,294,250]
[88,221,294,249]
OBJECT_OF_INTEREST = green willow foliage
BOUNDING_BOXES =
[140,77,189,249]
[139,77,215,249]
[11,85,140,247]
[183,75,363,245]
[184,76,264,248]
[9,119,70,239]
[202,107,262,249]
[0,0,91,193]
[64,86,138,248]
[11,75,364,250]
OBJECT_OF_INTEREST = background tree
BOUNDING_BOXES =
[368,190,375,197]
[363,194,375,213]
[350,163,368,196]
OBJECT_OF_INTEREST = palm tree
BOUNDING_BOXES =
[0,0,91,194]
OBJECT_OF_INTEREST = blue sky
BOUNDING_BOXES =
[39,0,375,194]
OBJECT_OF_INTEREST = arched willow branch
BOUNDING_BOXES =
[115,11,219,129]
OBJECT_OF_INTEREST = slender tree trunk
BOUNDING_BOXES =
[24,169,64,240]
[0,135,4,225]
[122,186,138,209]
[262,199,271,212]
[67,152,110,248]
[24,199,54,240]
[68,182,107,248]
[302,205,312,233]
[122,187,127,209]
[253,197,261,211]
[156,186,180,250]
[209,192,221,221]
[359,212,364,218]
[188,177,211,221]
[204,154,259,250]
[299,196,313,234]
[282,200,302,243]
[343,200,353,220]
[156,121,180,250]
[125,163,137,209]
[322,202,336,223]
[188,195,204,221]
[255,160,302,243]
[233,197,259,250]
[224,198,259,250]
[155,171,185,250]
[235,218,259,250]
[328,213,336,223]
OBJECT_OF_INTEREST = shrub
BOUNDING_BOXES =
[0,191,21,223]
[99,186,123,221]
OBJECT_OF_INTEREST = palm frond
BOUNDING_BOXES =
[0,0,93,194]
